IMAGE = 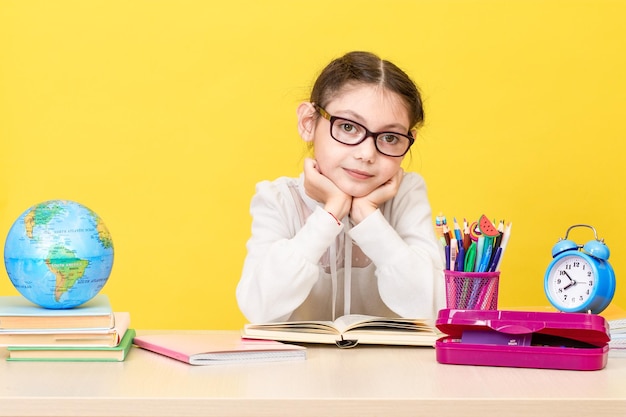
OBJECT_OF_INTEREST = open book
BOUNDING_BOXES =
[242,314,440,348]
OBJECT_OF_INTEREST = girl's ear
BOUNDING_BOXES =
[297,102,317,142]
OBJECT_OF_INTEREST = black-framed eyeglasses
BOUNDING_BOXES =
[315,105,414,157]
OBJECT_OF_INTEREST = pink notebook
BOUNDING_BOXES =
[132,332,306,365]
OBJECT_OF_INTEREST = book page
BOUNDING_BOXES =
[246,320,340,335]
[332,315,433,334]
[331,315,380,333]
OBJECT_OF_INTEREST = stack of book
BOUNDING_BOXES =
[0,294,134,362]
[602,304,626,357]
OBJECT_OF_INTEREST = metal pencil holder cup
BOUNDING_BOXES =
[444,270,500,310]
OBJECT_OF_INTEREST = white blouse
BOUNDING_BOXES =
[236,172,445,323]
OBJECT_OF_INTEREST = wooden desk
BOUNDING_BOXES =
[1,330,625,417]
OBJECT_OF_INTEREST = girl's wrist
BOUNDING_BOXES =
[350,201,377,224]
[324,198,350,221]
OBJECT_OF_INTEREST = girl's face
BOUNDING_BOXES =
[308,84,412,198]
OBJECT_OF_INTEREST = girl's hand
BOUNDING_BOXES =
[350,168,404,224]
[303,158,352,220]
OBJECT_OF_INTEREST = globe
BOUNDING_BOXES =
[3,200,114,309]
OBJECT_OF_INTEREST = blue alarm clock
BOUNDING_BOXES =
[544,224,616,314]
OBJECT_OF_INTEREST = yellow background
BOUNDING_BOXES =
[1,0,624,329]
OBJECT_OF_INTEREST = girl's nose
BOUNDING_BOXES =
[354,135,377,162]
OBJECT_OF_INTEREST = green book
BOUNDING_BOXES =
[6,329,136,362]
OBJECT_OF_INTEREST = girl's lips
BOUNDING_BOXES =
[345,168,373,180]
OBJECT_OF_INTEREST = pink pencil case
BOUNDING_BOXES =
[435,309,610,371]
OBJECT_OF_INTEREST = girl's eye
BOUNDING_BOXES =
[380,134,400,144]
[339,122,358,134]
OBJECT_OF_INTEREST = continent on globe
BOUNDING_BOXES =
[45,245,90,302]
[3,200,115,309]
[24,203,64,239]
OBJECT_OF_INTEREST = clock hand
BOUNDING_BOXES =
[564,271,589,285]
[563,271,574,282]
[561,271,576,290]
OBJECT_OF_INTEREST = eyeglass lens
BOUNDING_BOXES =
[331,117,411,157]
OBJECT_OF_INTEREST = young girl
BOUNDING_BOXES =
[237,51,445,323]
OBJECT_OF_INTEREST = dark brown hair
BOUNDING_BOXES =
[309,51,424,129]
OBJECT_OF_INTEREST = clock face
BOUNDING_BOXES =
[546,254,596,310]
